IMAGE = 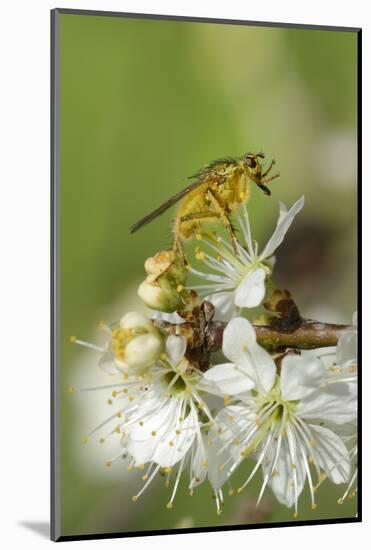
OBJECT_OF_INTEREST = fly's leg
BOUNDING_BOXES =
[258,159,280,196]
[172,216,189,267]
[261,158,275,178]
[262,173,280,184]
[205,189,238,255]
[173,211,219,266]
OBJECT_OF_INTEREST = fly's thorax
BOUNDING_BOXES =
[175,183,218,240]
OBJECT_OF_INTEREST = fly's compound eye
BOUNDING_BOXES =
[244,155,257,168]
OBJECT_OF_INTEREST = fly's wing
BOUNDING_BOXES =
[129,178,209,233]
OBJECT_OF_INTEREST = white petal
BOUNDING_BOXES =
[222,317,276,394]
[151,310,184,324]
[208,406,251,488]
[98,352,121,374]
[265,434,306,508]
[153,411,197,468]
[206,292,236,322]
[125,333,162,370]
[190,434,208,487]
[298,384,357,424]
[277,201,288,222]
[235,268,266,308]
[260,196,305,260]
[119,311,152,331]
[201,363,255,396]
[336,330,357,367]
[309,424,351,484]
[166,335,186,366]
[280,355,327,401]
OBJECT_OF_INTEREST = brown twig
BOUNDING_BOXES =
[154,290,352,366]
[155,318,351,354]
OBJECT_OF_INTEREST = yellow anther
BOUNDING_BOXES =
[201,460,208,467]
[151,431,157,437]
[114,425,121,434]
[169,441,174,447]
[99,438,105,444]
[175,429,181,435]
[142,475,149,481]
[219,464,225,472]
[189,490,194,496]
[176,285,184,293]
[132,496,138,502]
[69,336,76,343]
[68,386,76,393]
[98,320,105,330]
[105,460,112,467]
[81,435,88,444]
[237,487,243,494]
[293,512,298,519]
[196,233,202,241]
[311,503,317,510]
[127,465,134,472]
[164,467,172,473]
[107,399,113,405]
[138,464,145,470]
[166,502,173,509]
[228,489,234,496]
[223,395,231,406]
[337,498,344,505]
[116,412,122,418]
[139,421,144,427]
[216,509,222,516]
[112,390,117,397]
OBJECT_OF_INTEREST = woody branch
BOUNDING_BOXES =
[154,289,352,360]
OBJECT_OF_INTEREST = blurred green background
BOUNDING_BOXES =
[59,12,358,537]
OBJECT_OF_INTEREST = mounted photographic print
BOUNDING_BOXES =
[51,8,360,542]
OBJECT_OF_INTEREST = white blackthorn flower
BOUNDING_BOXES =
[204,317,356,516]
[191,197,304,320]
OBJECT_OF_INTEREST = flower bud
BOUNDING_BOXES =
[144,250,184,283]
[138,250,187,313]
[110,311,163,374]
[138,276,183,313]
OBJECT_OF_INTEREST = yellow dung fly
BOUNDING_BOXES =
[130,152,279,263]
